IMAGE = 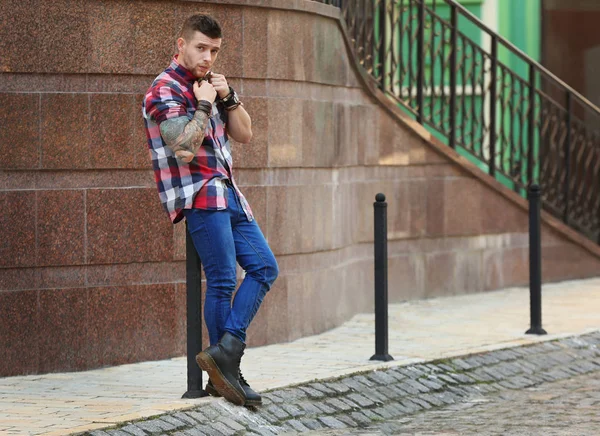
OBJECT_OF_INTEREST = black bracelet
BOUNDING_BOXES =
[197,100,212,116]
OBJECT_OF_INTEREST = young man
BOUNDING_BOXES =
[142,14,278,407]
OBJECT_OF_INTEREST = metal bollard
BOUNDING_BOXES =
[525,184,547,335]
[370,193,394,361]
[182,223,208,398]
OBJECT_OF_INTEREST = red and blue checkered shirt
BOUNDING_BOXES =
[142,56,253,224]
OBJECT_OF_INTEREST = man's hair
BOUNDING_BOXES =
[180,14,222,40]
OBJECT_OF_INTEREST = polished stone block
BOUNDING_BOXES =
[0,290,39,376]
[0,93,40,169]
[38,288,88,373]
[86,188,173,264]
[39,0,90,73]
[41,93,90,169]
[37,190,85,266]
[90,94,136,169]
[0,191,36,268]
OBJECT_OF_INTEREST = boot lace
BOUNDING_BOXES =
[238,370,249,387]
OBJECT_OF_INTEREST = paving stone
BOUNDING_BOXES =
[308,382,337,395]
[218,417,246,432]
[419,377,445,390]
[246,425,277,436]
[210,422,235,436]
[360,408,383,421]
[366,371,398,385]
[450,358,473,371]
[90,432,112,436]
[189,425,223,436]
[384,369,406,382]
[313,401,336,414]
[200,407,220,421]
[352,375,376,387]
[186,411,208,423]
[262,393,284,404]
[265,405,289,420]
[410,397,433,410]
[343,378,370,392]
[350,411,374,426]
[380,422,405,434]
[284,420,310,432]
[347,393,374,407]
[298,386,326,399]
[326,382,351,394]
[119,425,147,436]
[402,379,430,393]
[336,414,358,428]
[280,403,305,418]
[297,400,322,416]
[377,385,403,401]
[172,412,199,426]
[357,389,387,405]
[318,416,347,429]
[420,393,445,407]
[339,397,360,409]
[371,406,394,419]
[277,388,307,402]
[325,397,353,412]
[437,373,459,385]
[161,416,187,429]
[107,432,130,436]
[182,428,206,436]
[399,399,422,413]
[136,420,174,434]
[300,418,325,431]
[257,411,280,425]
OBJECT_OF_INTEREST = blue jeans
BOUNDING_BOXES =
[183,186,278,345]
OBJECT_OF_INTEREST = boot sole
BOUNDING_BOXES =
[205,383,221,397]
[196,352,245,406]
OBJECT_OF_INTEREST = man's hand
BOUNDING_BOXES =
[193,80,217,103]
[210,73,231,99]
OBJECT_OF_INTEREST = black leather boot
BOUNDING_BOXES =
[239,371,262,407]
[196,332,246,406]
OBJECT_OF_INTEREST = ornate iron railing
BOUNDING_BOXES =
[320,0,600,244]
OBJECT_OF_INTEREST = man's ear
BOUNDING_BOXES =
[176,37,185,53]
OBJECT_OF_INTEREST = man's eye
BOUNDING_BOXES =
[212,50,218,54]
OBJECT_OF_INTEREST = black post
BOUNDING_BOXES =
[416,0,425,124]
[182,222,208,398]
[525,184,547,336]
[489,36,498,177]
[371,193,394,362]
[448,4,458,149]
[563,93,572,225]
[527,64,536,186]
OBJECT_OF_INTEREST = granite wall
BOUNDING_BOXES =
[1,0,599,377]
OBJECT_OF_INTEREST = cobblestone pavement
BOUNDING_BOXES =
[85,331,600,436]
[309,371,600,435]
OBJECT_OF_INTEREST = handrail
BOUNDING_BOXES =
[439,0,600,116]
[316,0,600,245]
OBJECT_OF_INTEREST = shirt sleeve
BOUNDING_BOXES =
[144,84,188,124]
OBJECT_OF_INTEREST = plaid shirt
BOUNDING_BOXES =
[142,56,253,224]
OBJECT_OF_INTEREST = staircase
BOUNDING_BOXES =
[321,0,600,245]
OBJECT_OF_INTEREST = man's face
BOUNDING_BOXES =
[177,31,222,78]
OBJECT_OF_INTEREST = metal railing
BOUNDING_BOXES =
[321,0,600,244]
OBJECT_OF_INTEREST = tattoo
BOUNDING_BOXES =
[159,110,210,163]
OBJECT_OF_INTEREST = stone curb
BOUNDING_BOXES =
[83,331,600,436]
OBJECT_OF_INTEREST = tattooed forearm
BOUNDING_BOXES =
[159,110,210,163]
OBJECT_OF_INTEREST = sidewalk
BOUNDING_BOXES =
[1,278,599,436]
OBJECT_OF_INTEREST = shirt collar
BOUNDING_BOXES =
[170,55,196,83]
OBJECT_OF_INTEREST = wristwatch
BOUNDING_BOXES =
[221,86,241,111]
